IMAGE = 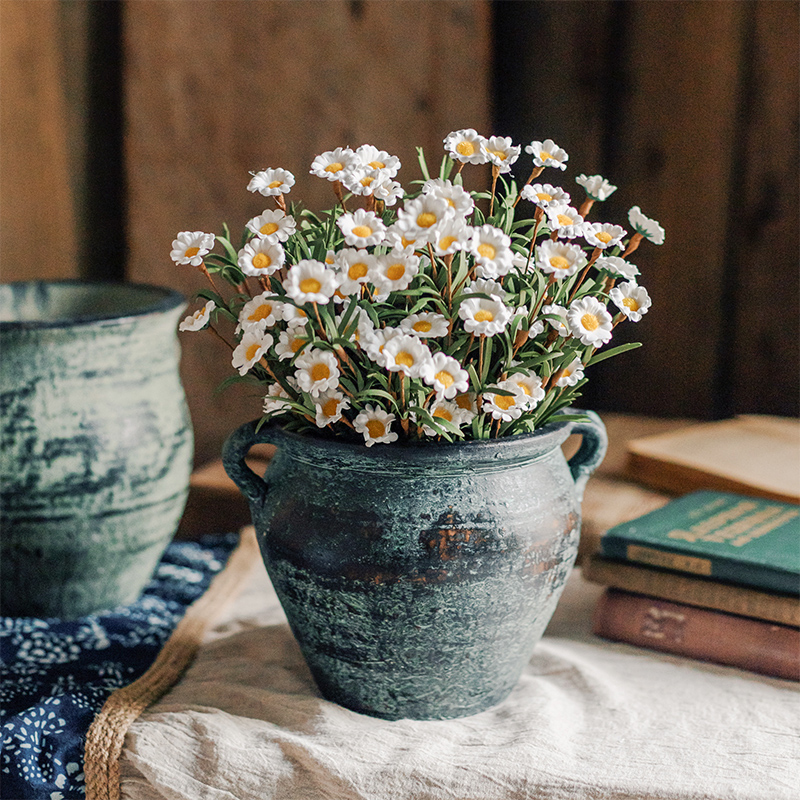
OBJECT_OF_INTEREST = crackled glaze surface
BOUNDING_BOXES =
[224,412,606,720]
[0,282,194,618]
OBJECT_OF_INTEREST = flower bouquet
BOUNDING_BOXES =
[172,130,663,447]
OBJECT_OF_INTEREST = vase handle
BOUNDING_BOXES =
[222,420,276,509]
[564,410,608,501]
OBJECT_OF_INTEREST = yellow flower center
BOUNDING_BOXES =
[252,253,272,270]
[248,304,272,322]
[495,395,516,410]
[596,231,613,244]
[245,343,260,361]
[557,214,574,227]
[438,236,457,250]
[454,394,471,410]
[537,192,552,202]
[456,141,475,156]
[622,297,640,312]
[366,419,386,439]
[348,262,369,280]
[581,313,599,331]
[477,243,497,260]
[474,310,494,323]
[417,212,437,228]
[360,176,375,187]
[549,256,570,271]
[351,225,373,238]
[553,369,569,382]
[260,222,280,236]
[395,351,415,368]
[413,320,433,333]
[488,149,507,161]
[368,160,386,169]
[386,263,405,281]
[517,382,532,396]
[268,180,283,189]
[311,363,331,382]
[300,278,322,294]
[184,246,200,258]
[539,150,553,161]
[322,398,339,417]
[432,408,453,422]
[401,237,416,250]
[291,337,305,353]
[324,162,344,173]
[435,370,454,388]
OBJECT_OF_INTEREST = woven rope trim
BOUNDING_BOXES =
[84,526,260,800]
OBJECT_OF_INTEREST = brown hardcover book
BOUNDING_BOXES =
[583,555,800,627]
[592,588,800,681]
[625,415,800,505]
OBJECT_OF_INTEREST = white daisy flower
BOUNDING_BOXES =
[583,222,627,250]
[463,277,508,301]
[397,194,453,241]
[294,348,340,396]
[178,300,216,332]
[469,225,514,275]
[453,392,479,423]
[507,370,545,408]
[384,221,421,253]
[363,326,402,368]
[170,231,215,266]
[285,260,338,305]
[372,179,405,207]
[340,164,382,197]
[535,240,587,279]
[524,139,569,170]
[335,248,377,296]
[595,255,640,280]
[246,210,296,243]
[567,296,613,347]
[400,312,449,339]
[314,389,350,428]
[443,129,488,164]
[263,382,293,415]
[422,351,470,400]
[282,304,309,327]
[431,217,471,257]
[552,356,585,387]
[527,319,546,339]
[247,168,295,196]
[236,293,284,333]
[371,251,421,295]
[546,204,586,239]
[381,333,432,379]
[275,327,310,361]
[237,239,285,277]
[576,174,617,202]
[628,206,665,245]
[231,328,273,376]
[354,144,401,178]
[354,405,398,447]
[458,296,512,336]
[423,178,475,217]
[310,147,357,181]
[481,136,521,173]
[520,183,571,209]
[337,208,387,248]
[610,281,652,322]
[354,308,378,348]
[420,399,470,437]
[542,303,570,336]
[482,381,527,421]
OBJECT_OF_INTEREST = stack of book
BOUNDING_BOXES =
[584,489,800,680]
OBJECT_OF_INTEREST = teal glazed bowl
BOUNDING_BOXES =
[0,281,194,618]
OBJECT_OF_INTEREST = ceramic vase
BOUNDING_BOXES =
[0,281,194,618]
[223,409,606,720]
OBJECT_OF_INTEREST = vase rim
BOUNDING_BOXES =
[0,280,186,331]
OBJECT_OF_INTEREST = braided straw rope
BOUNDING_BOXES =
[84,526,261,800]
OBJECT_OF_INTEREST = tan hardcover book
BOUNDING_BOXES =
[583,554,800,627]
[625,416,800,504]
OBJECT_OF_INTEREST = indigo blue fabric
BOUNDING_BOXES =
[0,534,238,800]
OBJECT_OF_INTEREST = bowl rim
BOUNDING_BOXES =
[0,280,186,330]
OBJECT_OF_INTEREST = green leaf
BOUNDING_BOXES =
[416,147,431,181]
[586,341,642,366]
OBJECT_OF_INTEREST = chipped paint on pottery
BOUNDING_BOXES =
[0,281,194,618]
[223,409,606,720]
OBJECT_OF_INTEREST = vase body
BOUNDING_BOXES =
[224,412,606,720]
[0,281,194,618]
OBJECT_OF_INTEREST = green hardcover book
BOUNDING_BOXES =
[600,491,800,594]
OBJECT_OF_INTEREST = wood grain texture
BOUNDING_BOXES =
[123,0,492,464]
[0,0,78,281]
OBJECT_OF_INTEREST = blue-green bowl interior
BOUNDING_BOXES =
[0,281,184,329]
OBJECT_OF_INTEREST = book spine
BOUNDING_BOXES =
[600,536,798,595]
[592,589,800,681]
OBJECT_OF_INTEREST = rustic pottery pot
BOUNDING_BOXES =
[223,409,606,720]
[0,281,193,618]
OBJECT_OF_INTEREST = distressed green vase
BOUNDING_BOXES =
[0,281,194,618]
[223,410,606,720]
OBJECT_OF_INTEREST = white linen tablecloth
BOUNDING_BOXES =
[120,559,800,800]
